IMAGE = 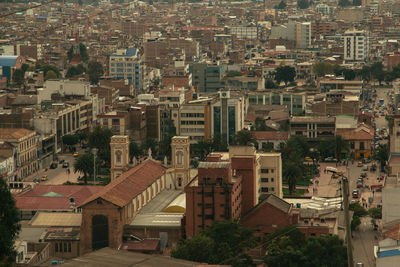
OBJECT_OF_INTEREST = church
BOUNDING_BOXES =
[78,135,190,255]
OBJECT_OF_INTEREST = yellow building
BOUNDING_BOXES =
[0,128,39,179]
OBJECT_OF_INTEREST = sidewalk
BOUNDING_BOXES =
[305,163,346,198]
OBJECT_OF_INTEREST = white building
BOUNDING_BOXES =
[343,30,369,62]
[38,79,90,104]
[0,146,15,182]
[228,26,258,40]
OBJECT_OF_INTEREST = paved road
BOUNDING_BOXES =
[353,216,379,267]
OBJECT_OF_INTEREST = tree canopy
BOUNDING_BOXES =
[12,69,25,87]
[66,64,87,78]
[74,152,99,184]
[172,220,256,266]
[264,226,347,267]
[0,178,21,264]
[234,129,255,146]
[88,61,104,85]
[275,66,296,86]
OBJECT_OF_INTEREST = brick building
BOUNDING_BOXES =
[185,161,242,237]
[79,159,167,255]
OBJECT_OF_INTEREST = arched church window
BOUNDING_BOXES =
[116,150,122,163]
[177,151,183,165]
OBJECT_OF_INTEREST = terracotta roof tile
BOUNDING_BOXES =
[0,128,35,140]
[80,159,166,208]
[252,131,289,140]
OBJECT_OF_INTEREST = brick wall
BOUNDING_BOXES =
[80,200,123,255]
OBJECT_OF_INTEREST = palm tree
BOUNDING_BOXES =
[74,153,94,184]
[192,140,213,161]
[374,144,389,172]
[335,135,349,161]
[284,162,303,195]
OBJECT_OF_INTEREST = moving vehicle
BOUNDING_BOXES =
[41,175,48,181]
[352,189,360,198]
[50,163,58,169]
[63,162,69,168]
[357,178,363,188]
[73,152,79,157]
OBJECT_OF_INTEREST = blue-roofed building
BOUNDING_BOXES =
[0,55,25,81]
[375,239,400,267]
[109,48,143,90]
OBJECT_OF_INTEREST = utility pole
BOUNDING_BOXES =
[342,177,354,267]
[92,148,98,184]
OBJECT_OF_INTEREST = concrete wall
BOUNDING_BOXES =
[382,187,400,225]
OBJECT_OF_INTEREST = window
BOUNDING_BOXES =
[55,243,59,252]
[360,142,365,150]
[112,118,120,124]
[59,242,63,252]
[261,178,268,183]
[64,242,67,252]
[205,215,213,219]
[176,151,183,165]
[261,187,268,192]
[261,169,269,173]
[116,150,122,163]
[271,178,274,182]
[350,142,355,149]
[271,187,274,191]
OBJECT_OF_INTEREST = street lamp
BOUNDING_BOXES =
[92,148,98,184]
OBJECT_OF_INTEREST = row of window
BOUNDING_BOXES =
[181,120,205,125]
[181,113,204,118]
[261,178,275,183]
[55,242,72,253]
[261,168,275,174]
[261,187,275,192]
[19,137,36,152]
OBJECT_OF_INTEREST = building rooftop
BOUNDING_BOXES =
[198,161,231,169]
[0,128,35,140]
[0,56,18,67]
[291,116,335,123]
[60,247,199,266]
[129,213,183,228]
[29,212,82,227]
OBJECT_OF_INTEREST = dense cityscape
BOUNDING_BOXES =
[0,0,399,266]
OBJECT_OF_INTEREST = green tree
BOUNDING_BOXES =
[0,178,21,265]
[297,0,309,9]
[343,69,356,80]
[88,126,113,154]
[338,0,351,6]
[192,140,213,161]
[335,135,349,161]
[234,129,255,146]
[79,43,89,63]
[12,68,25,87]
[265,78,276,89]
[254,117,267,131]
[45,70,57,80]
[351,215,361,231]
[74,153,97,184]
[88,61,104,85]
[21,63,29,73]
[39,64,60,78]
[369,207,382,219]
[172,220,256,266]
[352,0,361,5]
[283,162,302,195]
[349,202,368,217]
[275,66,296,86]
[141,137,158,157]
[171,234,215,263]
[374,144,389,172]
[129,140,142,162]
[276,0,286,9]
[313,62,334,77]
[62,134,79,152]
[212,133,228,152]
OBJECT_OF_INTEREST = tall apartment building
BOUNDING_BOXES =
[185,145,283,237]
[343,30,369,62]
[109,48,144,91]
[0,128,39,180]
[191,63,224,93]
[212,90,245,145]
[296,22,311,49]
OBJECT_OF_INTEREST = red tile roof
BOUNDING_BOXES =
[80,159,166,208]
[0,128,35,140]
[122,240,160,252]
[252,131,289,140]
[337,124,374,141]
[15,185,102,210]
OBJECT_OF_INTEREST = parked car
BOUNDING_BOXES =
[357,178,363,188]
[73,152,79,157]
[59,159,65,164]
[63,162,69,168]
[50,163,58,169]
[360,172,367,178]
[352,189,360,198]
[33,178,40,183]
[362,165,369,171]
[41,175,48,181]
[325,157,336,162]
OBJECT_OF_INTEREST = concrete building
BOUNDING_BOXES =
[212,90,245,145]
[0,141,16,182]
[270,21,311,48]
[0,128,38,180]
[91,85,119,107]
[0,55,25,81]
[98,111,129,136]
[311,93,359,117]
[38,80,91,104]
[343,30,369,62]
[290,116,336,139]
[337,124,374,159]
[191,63,224,93]
[228,26,258,40]
[109,48,144,91]
[248,91,306,115]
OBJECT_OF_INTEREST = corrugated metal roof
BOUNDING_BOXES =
[0,56,18,67]
[198,161,230,169]
[29,212,82,227]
